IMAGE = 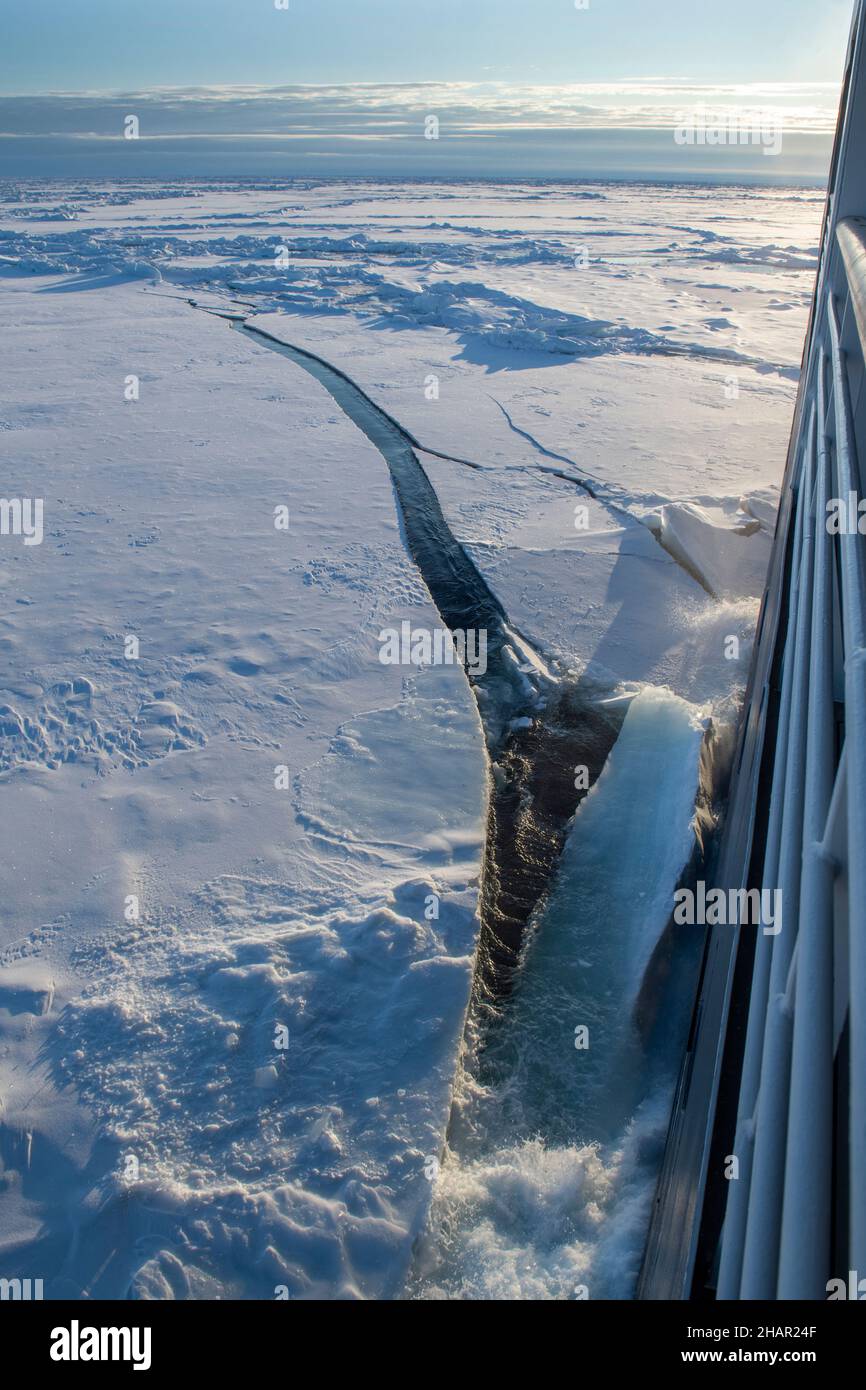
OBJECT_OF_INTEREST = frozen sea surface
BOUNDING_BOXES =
[0,179,821,1298]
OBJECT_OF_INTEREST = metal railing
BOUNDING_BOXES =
[716,218,866,1300]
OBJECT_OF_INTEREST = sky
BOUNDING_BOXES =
[0,0,855,181]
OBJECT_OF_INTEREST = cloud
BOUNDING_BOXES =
[0,83,837,182]
[0,80,842,138]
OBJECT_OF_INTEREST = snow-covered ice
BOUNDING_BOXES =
[0,268,487,1300]
[0,177,822,1299]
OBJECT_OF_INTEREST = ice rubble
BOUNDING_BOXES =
[643,495,776,602]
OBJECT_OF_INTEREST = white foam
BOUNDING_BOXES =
[415,1090,673,1300]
